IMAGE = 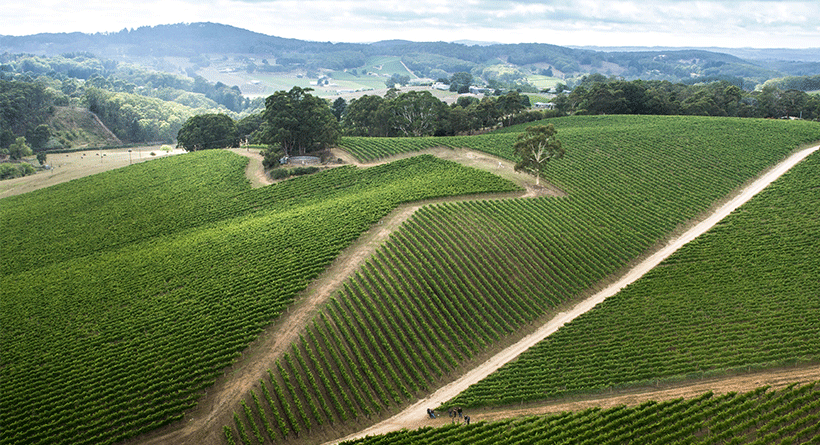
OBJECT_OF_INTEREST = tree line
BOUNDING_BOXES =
[554,74,820,119]
[179,75,820,171]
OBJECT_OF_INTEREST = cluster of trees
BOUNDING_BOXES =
[0,136,46,180]
[177,86,556,170]
[1,53,116,80]
[176,114,240,151]
[177,88,340,170]
[0,80,58,149]
[340,89,548,138]
[555,74,820,120]
[83,87,202,143]
[1,52,341,117]
[261,87,339,158]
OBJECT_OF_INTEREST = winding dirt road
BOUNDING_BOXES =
[137,144,819,445]
[137,147,551,445]
[328,143,820,444]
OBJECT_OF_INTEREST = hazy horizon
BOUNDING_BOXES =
[2,1,819,49]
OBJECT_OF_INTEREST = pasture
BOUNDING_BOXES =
[0,145,182,198]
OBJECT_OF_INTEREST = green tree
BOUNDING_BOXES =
[513,124,564,186]
[176,113,239,151]
[343,95,387,136]
[332,97,347,121]
[8,137,33,160]
[36,151,47,166]
[28,124,51,149]
[386,90,448,137]
[385,74,410,89]
[236,112,265,143]
[262,87,340,156]
[497,91,527,126]
[0,129,14,149]
[449,72,474,93]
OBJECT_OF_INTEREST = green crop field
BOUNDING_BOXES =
[0,152,519,445]
[340,115,820,165]
[340,382,820,445]
[446,148,820,409]
[226,115,820,443]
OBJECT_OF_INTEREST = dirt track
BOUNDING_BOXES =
[136,144,820,445]
[349,364,820,436]
[136,147,551,445]
[328,143,820,443]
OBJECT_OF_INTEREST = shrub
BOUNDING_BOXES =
[270,168,290,180]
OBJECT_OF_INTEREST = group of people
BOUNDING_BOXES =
[426,407,471,425]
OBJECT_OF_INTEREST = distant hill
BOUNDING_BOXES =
[2,22,815,87]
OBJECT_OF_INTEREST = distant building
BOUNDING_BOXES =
[534,102,556,110]
[469,86,492,95]
[433,82,450,90]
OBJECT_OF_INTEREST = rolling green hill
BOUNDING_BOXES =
[448,145,820,409]
[0,152,518,445]
[3,115,819,445]
[226,115,820,444]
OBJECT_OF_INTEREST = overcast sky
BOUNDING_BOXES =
[3,0,819,48]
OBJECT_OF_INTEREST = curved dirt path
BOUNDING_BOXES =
[136,147,550,445]
[348,364,820,435]
[329,143,820,444]
[228,147,273,188]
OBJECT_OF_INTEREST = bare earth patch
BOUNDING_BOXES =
[0,146,182,198]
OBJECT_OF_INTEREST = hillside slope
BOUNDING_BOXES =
[48,106,122,148]
[221,116,820,445]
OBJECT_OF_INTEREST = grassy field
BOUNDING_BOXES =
[0,146,182,199]
[195,55,419,100]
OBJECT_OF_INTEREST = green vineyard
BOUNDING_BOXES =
[226,116,820,443]
[447,147,820,409]
[339,133,517,163]
[339,382,820,445]
[0,153,519,445]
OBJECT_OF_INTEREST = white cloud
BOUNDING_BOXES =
[2,0,819,48]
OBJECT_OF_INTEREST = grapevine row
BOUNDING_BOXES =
[0,154,519,445]
[228,116,820,443]
[343,382,820,445]
[448,145,820,409]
